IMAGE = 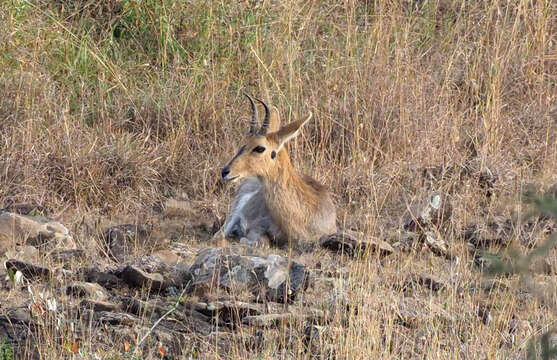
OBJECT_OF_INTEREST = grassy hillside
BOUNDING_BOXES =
[0,0,556,359]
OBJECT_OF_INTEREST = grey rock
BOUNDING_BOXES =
[132,255,192,289]
[391,230,422,251]
[104,224,150,262]
[120,296,168,319]
[5,245,39,263]
[521,217,556,248]
[473,253,495,272]
[320,230,394,257]
[242,313,293,327]
[5,259,51,280]
[151,249,183,265]
[119,265,167,291]
[80,299,119,312]
[65,282,109,301]
[304,324,328,347]
[48,248,85,263]
[424,231,458,262]
[464,217,513,248]
[475,166,499,197]
[163,198,197,218]
[509,318,533,345]
[189,247,310,303]
[531,257,555,275]
[81,267,122,289]
[405,273,446,293]
[0,211,74,249]
[120,296,213,337]
[0,307,37,360]
[0,306,31,325]
[0,203,48,216]
[480,279,510,293]
[403,192,452,232]
[92,311,138,326]
[476,304,492,325]
[198,299,262,327]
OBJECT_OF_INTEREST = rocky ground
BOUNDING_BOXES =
[0,171,556,359]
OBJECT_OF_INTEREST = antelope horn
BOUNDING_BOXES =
[255,98,270,135]
[244,93,258,135]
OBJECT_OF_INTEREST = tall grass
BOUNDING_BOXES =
[0,0,556,358]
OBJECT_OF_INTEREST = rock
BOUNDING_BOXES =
[531,257,555,275]
[5,259,51,280]
[103,224,151,262]
[480,279,510,293]
[464,217,513,248]
[130,255,192,289]
[66,282,109,301]
[0,307,36,359]
[163,199,197,218]
[403,192,452,232]
[92,311,137,326]
[473,253,495,272]
[391,230,422,251]
[319,230,394,257]
[242,313,293,327]
[81,267,122,289]
[472,252,515,275]
[424,232,458,261]
[545,183,557,200]
[80,299,119,312]
[120,297,169,319]
[4,245,39,263]
[476,304,492,325]
[48,249,85,263]
[0,203,48,216]
[243,308,325,328]
[509,318,533,344]
[476,166,499,197]
[0,306,31,325]
[395,305,422,328]
[151,249,183,265]
[394,297,455,329]
[198,299,262,327]
[549,333,557,349]
[406,274,446,292]
[304,324,328,347]
[0,211,73,249]
[121,296,205,323]
[119,265,168,291]
[120,296,212,336]
[189,247,310,303]
[421,165,460,189]
[521,217,556,248]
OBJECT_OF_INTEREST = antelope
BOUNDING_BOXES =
[220,94,337,249]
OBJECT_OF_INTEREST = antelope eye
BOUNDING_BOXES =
[252,146,266,153]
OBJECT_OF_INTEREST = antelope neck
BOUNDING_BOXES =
[258,149,316,204]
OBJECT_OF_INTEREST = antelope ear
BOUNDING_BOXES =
[274,112,312,150]
[267,106,281,133]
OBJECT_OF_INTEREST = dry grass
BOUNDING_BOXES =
[0,0,556,359]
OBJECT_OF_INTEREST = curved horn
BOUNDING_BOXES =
[244,93,258,135]
[255,98,270,135]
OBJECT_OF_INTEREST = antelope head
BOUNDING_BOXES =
[221,94,312,182]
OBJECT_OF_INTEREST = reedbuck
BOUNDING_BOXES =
[221,94,337,248]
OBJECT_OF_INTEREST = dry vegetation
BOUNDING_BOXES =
[0,0,556,359]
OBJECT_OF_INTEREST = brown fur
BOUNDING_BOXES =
[222,105,336,247]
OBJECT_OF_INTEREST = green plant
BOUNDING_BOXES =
[0,341,14,360]
[485,192,557,359]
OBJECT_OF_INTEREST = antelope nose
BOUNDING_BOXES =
[221,167,230,179]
